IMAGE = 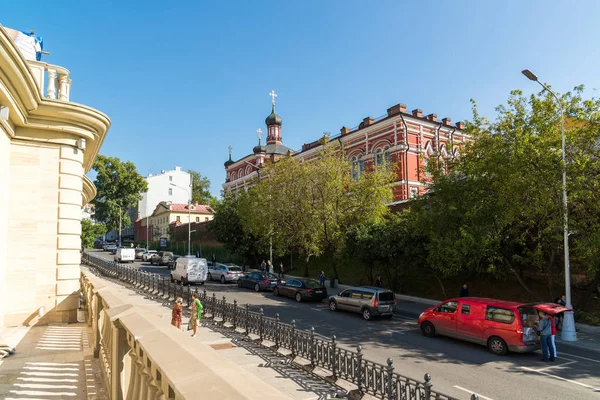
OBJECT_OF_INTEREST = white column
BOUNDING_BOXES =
[58,74,69,101]
[46,69,57,99]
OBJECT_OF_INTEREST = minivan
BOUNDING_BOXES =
[170,256,208,285]
[418,297,571,355]
[114,248,135,263]
[328,286,396,320]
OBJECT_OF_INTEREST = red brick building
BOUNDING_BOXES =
[223,98,466,204]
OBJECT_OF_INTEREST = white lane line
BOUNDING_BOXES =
[520,367,599,390]
[453,385,494,400]
[310,308,322,312]
[535,350,600,363]
[537,360,577,372]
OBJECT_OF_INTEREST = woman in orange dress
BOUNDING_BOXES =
[171,297,183,329]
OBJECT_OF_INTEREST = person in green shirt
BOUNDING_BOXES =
[190,293,203,338]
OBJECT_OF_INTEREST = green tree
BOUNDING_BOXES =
[81,220,107,248]
[92,155,148,232]
[189,169,214,204]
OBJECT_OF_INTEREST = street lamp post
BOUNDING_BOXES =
[522,69,576,341]
[170,182,193,256]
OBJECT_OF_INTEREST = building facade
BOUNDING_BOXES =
[135,201,214,242]
[223,99,466,204]
[0,25,109,327]
[123,166,190,239]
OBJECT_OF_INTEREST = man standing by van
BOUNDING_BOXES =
[537,311,555,362]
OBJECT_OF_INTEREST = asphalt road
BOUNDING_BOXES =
[93,251,600,400]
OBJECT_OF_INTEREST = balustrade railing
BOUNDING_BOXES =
[82,252,458,400]
[27,60,72,101]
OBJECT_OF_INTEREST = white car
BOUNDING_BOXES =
[114,248,135,263]
[207,264,243,283]
[171,256,208,285]
[142,250,157,262]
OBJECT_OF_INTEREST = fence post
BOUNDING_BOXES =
[309,327,315,367]
[331,335,337,380]
[259,308,264,342]
[423,373,432,400]
[471,395,480,400]
[356,344,364,394]
[232,299,238,329]
[245,304,250,334]
[275,314,280,347]
[222,295,227,322]
[291,320,296,358]
[386,358,394,400]
[212,292,216,318]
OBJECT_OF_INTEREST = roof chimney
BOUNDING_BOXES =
[442,117,452,126]
[426,113,437,122]
[455,121,465,130]
[387,104,407,117]
[340,126,351,135]
[412,109,423,118]
[362,117,374,127]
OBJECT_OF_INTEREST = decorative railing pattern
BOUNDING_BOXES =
[27,60,72,101]
[82,252,459,400]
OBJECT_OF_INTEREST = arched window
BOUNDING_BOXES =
[231,171,237,181]
[375,146,391,167]
[351,156,359,181]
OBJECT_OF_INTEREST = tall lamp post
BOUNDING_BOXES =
[522,69,576,341]
[170,182,193,256]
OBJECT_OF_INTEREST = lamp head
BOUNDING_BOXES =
[522,69,538,82]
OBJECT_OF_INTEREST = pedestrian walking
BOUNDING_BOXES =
[460,283,469,297]
[171,297,183,329]
[267,260,272,273]
[318,271,326,288]
[375,275,383,288]
[278,262,284,279]
[549,313,558,358]
[536,311,555,362]
[212,254,216,265]
[189,293,203,338]
[260,259,267,272]
[196,251,200,258]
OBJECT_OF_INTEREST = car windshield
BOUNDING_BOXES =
[378,292,395,302]
[228,267,242,272]
[262,273,278,279]
[303,280,323,289]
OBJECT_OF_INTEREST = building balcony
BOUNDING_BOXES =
[27,60,72,101]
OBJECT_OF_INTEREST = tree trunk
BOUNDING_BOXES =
[331,252,340,282]
[506,259,541,300]
[432,270,447,299]
[576,270,600,311]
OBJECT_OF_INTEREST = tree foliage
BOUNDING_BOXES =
[189,169,214,204]
[92,155,148,231]
[81,220,106,248]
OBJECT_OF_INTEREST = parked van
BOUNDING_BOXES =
[418,297,571,355]
[170,256,208,285]
[114,248,135,263]
[328,286,396,320]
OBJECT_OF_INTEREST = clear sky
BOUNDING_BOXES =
[3,1,599,197]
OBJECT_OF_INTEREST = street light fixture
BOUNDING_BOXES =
[170,182,193,256]
[522,69,576,341]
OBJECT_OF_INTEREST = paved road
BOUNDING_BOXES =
[93,251,600,400]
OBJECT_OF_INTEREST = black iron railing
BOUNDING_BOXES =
[82,252,459,400]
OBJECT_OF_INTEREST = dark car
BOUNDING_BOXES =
[237,271,281,292]
[274,279,328,302]
[167,255,180,269]
[150,251,174,266]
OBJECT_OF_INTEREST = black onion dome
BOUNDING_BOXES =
[224,156,234,168]
[265,105,282,126]
[253,144,266,154]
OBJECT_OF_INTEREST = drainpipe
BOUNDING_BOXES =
[399,114,409,199]
[449,127,456,158]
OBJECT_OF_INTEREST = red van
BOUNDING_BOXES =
[417,297,571,355]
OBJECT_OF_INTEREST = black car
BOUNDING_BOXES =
[274,279,328,302]
[237,271,280,292]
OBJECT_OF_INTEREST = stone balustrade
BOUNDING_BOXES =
[27,60,72,101]
[80,267,292,400]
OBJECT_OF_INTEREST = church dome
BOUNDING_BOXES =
[224,157,234,168]
[265,105,282,127]
[253,144,266,154]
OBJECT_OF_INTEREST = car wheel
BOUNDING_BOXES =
[329,300,337,311]
[488,336,508,356]
[220,275,225,284]
[254,283,260,292]
[362,308,372,321]
[274,287,279,296]
[238,280,243,288]
[421,321,436,337]
[207,273,212,281]
[295,292,302,303]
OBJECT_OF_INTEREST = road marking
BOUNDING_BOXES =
[453,385,494,400]
[535,350,600,364]
[310,308,323,312]
[536,360,577,372]
[520,367,599,390]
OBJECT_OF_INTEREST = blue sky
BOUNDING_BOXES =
[4,1,600,197]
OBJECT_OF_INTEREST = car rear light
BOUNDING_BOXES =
[517,328,524,344]
[394,297,397,305]
[226,272,232,275]
[306,289,313,293]
[373,299,379,308]
[263,279,270,284]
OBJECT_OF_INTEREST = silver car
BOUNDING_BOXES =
[207,264,243,283]
[328,286,396,321]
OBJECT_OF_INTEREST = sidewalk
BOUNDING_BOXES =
[281,272,600,354]
[0,323,108,400]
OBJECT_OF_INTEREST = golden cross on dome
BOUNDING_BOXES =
[269,90,277,106]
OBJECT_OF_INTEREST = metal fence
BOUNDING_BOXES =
[82,252,461,400]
